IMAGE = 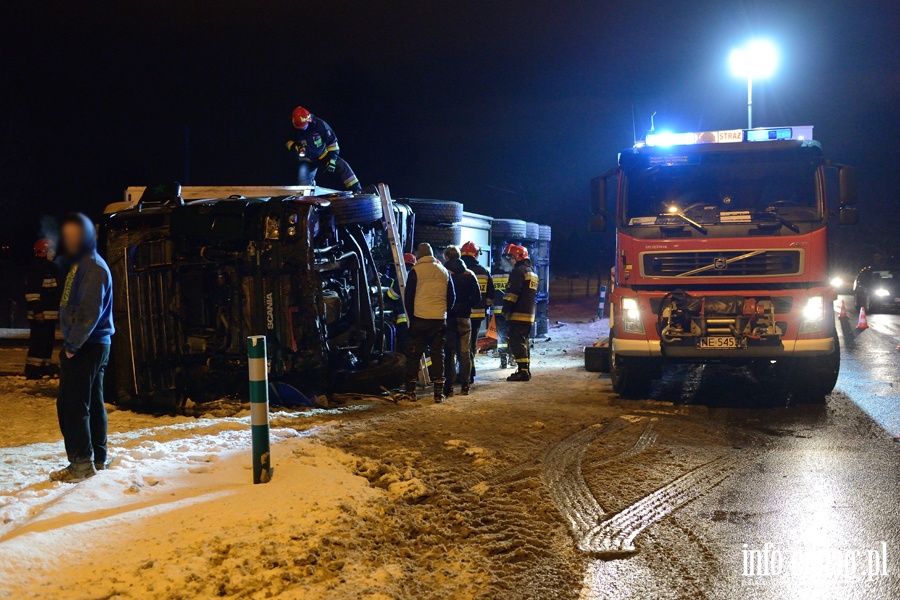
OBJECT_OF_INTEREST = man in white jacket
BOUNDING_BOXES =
[404,243,456,403]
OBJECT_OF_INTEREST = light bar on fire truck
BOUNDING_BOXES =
[643,126,813,148]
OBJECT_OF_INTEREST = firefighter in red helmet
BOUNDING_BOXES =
[286,106,362,192]
[24,238,63,379]
[459,242,494,382]
[501,244,537,381]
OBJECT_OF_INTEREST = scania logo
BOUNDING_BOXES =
[713,257,728,270]
[265,292,275,330]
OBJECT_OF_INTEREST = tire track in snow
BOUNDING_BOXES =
[581,453,743,557]
[542,421,657,544]
[543,418,745,558]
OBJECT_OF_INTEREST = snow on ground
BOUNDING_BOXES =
[0,301,608,599]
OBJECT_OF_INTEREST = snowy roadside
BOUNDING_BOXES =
[0,306,609,599]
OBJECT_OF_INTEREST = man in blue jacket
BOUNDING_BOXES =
[50,213,115,483]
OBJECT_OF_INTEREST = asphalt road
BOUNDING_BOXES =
[1,298,897,599]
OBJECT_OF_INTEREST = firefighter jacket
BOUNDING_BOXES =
[501,259,538,324]
[405,256,455,321]
[461,255,494,319]
[444,258,482,319]
[382,274,408,325]
[287,117,341,163]
[25,257,63,320]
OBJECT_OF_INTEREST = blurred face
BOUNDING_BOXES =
[46,248,56,261]
[61,222,83,256]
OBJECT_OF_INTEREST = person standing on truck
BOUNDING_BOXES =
[286,106,362,192]
[50,214,115,483]
[24,238,63,379]
[442,245,481,397]
[460,242,494,382]
[501,244,537,382]
[404,243,455,403]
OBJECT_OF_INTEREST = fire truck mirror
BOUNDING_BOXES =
[590,175,606,215]
[838,166,857,205]
[838,206,859,226]
[589,214,608,233]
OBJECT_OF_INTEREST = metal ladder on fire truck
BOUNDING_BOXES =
[376,183,431,389]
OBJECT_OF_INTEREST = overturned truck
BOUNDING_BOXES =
[102,185,414,407]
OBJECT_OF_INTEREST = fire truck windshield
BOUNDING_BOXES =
[622,151,821,230]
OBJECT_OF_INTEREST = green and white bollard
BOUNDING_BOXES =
[247,335,273,484]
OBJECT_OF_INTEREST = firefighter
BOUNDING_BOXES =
[492,265,511,369]
[460,242,494,382]
[24,238,63,379]
[384,253,418,354]
[286,106,362,192]
[501,244,538,382]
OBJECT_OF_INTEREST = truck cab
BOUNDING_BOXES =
[591,126,858,399]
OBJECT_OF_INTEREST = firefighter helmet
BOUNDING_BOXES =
[461,241,481,257]
[502,243,528,261]
[403,253,417,266]
[292,106,313,130]
[33,238,54,258]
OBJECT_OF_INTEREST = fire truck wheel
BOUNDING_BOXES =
[790,333,841,402]
[328,194,383,225]
[406,199,463,225]
[610,352,659,397]
[413,224,462,248]
[331,352,407,395]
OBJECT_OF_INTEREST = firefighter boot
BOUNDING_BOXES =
[499,353,509,369]
[399,381,418,402]
[506,369,532,382]
[444,382,455,398]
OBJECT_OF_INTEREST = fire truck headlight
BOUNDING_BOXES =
[800,296,825,333]
[874,288,890,298]
[621,298,644,334]
[830,277,844,288]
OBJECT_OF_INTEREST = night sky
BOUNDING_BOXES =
[1,1,898,271]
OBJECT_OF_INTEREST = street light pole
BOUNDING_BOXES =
[730,39,777,130]
[747,76,752,129]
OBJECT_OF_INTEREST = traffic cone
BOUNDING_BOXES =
[857,307,868,330]
[838,300,848,319]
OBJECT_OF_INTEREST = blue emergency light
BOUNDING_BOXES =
[643,126,813,148]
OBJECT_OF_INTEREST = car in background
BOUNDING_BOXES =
[854,265,900,313]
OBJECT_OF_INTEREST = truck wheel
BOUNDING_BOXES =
[791,333,840,401]
[524,222,540,241]
[491,219,527,240]
[413,224,462,247]
[610,351,659,398]
[327,194,383,225]
[538,224,552,241]
[406,199,463,225]
[332,352,407,395]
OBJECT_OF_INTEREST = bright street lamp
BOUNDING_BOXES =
[729,39,778,129]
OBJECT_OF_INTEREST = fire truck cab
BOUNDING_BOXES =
[591,126,858,399]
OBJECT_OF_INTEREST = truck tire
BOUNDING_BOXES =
[406,199,463,225]
[524,222,540,241]
[331,352,406,395]
[414,224,462,247]
[327,194,383,225]
[491,219,527,240]
[538,224,552,241]
[610,347,660,397]
[790,332,840,401]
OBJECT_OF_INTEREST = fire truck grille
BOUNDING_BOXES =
[642,250,802,278]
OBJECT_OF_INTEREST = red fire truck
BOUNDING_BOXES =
[590,126,858,399]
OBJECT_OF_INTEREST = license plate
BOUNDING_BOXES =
[699,336,740,349]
